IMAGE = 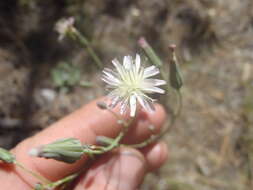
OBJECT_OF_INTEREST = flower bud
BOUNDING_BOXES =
[138,37,163,67]
[96,101,108,110]
[0,147,15,163]
[29,138,84,163]
[169,45,183,90]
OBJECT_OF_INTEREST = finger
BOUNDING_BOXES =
[74,147,147,190]
[74,143,168,190]
[123,107,166,144]
[141,141,168,171]
[10,98,166,186]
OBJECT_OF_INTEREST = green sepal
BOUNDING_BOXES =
[169,49,183,90]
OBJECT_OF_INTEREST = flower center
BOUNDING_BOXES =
[120,77,142,96]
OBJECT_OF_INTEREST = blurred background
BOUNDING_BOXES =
[0,0,253,189]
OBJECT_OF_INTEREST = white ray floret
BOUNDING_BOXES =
[102,54,166,117]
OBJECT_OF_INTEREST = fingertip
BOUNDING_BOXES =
[122,103,167,144]
[150,104,167,129]
[140,103,167,133]
[142,142,168,171]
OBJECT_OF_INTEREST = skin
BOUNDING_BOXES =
[0,97,168,190]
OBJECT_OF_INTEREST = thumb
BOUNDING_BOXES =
[74,147,147,190]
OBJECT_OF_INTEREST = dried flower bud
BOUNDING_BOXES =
[96,101,108,110]
[29,138,84,163]
[0,147,15,163]
[55,17,76,41]
[169,45,183,90]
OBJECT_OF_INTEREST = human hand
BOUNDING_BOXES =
[0,97,168,190]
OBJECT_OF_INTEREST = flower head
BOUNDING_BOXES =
[102,54,166,117]
[55,17,76,41]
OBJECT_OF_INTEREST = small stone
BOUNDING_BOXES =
[40,89,56,102]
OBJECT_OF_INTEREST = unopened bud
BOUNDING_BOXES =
[96,101,108,110]
[29,138,84,163]
[169,45,183,90]
[138,37,163,67]
[0,147,15,163]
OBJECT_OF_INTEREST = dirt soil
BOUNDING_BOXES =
[1,0,253,189]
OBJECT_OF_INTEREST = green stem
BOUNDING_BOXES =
[100,134,123,152]
[175,90,183,117]
[83,117,135,155]
[72,31,103,69]
[129,90,182,149]
[45,173,78,189]
[138,37,168,90]
[14,161,51,184]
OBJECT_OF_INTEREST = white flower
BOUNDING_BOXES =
[102,54,166,117]
[55,17,75,41]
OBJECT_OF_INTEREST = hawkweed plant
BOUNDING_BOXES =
[0,23,183,189]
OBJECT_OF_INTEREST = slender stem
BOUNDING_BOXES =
[73,31,103,69]
[100,117,134,153]
[129,90,182,148]
[175,90,183,117]
[101,132,124,152]
[82,117,135,155]
[14,161,51,184]
[45,173,79,189]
